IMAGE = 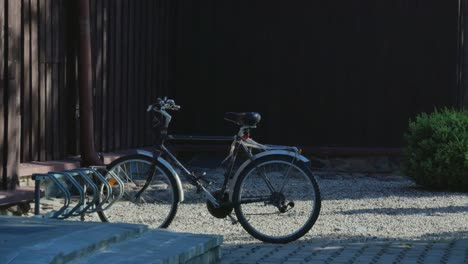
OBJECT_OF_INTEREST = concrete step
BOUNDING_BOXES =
[0,216,222,264]
[76,229,223,264]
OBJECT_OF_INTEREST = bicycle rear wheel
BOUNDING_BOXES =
[232,155,321,243]
[98,154,180,228]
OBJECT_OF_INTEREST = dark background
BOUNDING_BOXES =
[1,0,463,167]
[171,0,460,148]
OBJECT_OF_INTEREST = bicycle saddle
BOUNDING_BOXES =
[224,112,261,126]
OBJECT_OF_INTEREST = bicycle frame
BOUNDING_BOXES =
[140,126,305,208]
[144,104,312,209]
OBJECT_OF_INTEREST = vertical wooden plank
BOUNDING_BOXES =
[62,0,78,156]
[145,0,154,146]
[113,0,121,150]
[97,0,104,152]
[51,0,58,159]
[126,0,134,147]
[106,0,114,151]
[38,0,46,160]
[45,0,52,160]
[22,0,31,162]
[137,1,145,147]
[6,0,22,189]
[58,0,64,158]
[120,0,128,149]
[91,0,101,152]
[30,0,38,160]
[0,0,5,189]
[102,0,108,152]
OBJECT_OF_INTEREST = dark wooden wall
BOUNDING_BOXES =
[0,0,465,189]
[1,0,175,165]
[1,0,175,190]
[171,0,461,148]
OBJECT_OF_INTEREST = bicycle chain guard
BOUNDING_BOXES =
[206,190,233,219]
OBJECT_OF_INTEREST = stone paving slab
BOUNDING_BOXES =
[221,239,468,264]
[0,216,148,264]
[77,229,223,264]
[0,216,222,264]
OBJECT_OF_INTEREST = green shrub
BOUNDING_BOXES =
[403,108,468,192]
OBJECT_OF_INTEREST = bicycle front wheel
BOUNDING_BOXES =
[98,154,180,228]
[233,155,321,243]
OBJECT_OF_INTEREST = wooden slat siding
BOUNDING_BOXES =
[63,0,78,157]
[0,0,5,189]
[113,0,122,150]
[21,0,31,162]
[6,0,22,189]
[143,0,152,146]
[92,0,101,152]
[45,0,52,160]
[160,0,166,97]
[132,1,141,148]
[136,0,142,146]
[126,0,134,148]
[157,0,163,97]
[38,0,46,160]
[143,0,155,146]
[148,0,157,145]
[150,0,158,144]
[58,0,66,158]
[120,0,129,149]
[135,0,142,147]
[147,0,154,145]
[30,0,38,160]
[53,0,59,159]
[101,0,108,152]
[137,1,146,147]
[107,0,115,151]
[167,0,176,97]
[89,0,99,152]
[95,0,104,153]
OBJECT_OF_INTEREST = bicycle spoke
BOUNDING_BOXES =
[257,165,276,193]
[279,162,294,193]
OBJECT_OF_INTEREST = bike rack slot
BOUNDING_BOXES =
[49,172,85,218]
[32,173,71,219]
[90,166,125,211]
[66,170,100,214]
[73,168,113,211]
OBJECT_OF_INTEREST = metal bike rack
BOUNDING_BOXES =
[33,166,123,220]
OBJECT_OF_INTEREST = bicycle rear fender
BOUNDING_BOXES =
[227,150,311,201]
[136,150,185,202]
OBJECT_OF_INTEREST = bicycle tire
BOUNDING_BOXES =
[98,154,180,228]
[232,155,321,243]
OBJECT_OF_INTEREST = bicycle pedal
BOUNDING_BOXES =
[227,213,238,225]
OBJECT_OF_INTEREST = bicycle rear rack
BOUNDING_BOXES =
[32,166,124,219]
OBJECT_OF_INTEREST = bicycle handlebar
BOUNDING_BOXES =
[147,97,181,112]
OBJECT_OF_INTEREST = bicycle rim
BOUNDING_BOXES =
[234,158,320,243]
[100,157,178,228]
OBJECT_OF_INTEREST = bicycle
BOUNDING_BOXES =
[98,98,321,244]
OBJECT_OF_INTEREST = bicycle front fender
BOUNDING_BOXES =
[136,149,185,202]
[227,150,311,202]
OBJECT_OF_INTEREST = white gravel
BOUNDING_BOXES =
[38,170,468,245]
[167,172,468,244]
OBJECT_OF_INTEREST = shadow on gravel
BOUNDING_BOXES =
[319,179,468,201]
[340,205,468,216]
[420,230,468,240]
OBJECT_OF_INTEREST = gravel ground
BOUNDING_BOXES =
[33,168,468,245]
[169,171,468,245]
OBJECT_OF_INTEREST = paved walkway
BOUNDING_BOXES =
[221,239,468,263]
[1,216,467,263]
